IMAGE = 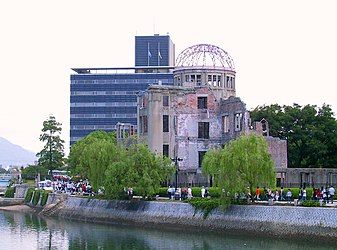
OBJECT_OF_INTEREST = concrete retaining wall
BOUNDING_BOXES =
[0,197,25,206]
[14,184,29,198]
[46,193,337,239]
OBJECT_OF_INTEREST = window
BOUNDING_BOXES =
[234,113,242,131]
[217,75,221,87]
[163,96,169,107]
[163,115,169,132]
[140,116,148,134]
[226,76,231,88]
[140,97,148,108]
[197,97,207,109]
[139,116,143,133]
[207,75,212,85]
[143,116,148,133]
[198,151,206,168]
[185,75,189,82]
[222,115,229,133]
[191,75,196,83]
[196,75,202,85]
[213,75,217,86]
[198,122,209,139]
[163,145,169,157]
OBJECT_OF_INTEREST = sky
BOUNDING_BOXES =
[0,0,336,155]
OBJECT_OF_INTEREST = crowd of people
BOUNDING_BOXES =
[254,186,335,204]
[40,177,97,196]
[167,186,210,200]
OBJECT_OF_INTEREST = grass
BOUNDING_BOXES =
[4,187,15,198]
[25,188,35,203]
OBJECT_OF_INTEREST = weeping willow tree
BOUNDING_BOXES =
[68,130,118,190]
[104,144,174,199]
[203,134,275,202]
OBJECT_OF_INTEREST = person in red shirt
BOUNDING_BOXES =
[255,186,261,201]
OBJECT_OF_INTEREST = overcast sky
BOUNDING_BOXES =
[1,0,336,155]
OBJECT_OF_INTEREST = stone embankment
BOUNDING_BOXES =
[44,193,337,239]
[0,197,24,207]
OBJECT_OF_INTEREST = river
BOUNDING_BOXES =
[0,210,336,249]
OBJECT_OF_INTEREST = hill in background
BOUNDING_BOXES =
[0,137,36,168]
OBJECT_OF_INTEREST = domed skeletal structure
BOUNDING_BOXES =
[176,44,235,70]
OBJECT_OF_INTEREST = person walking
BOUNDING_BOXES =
[329,186,335,204]
[187,186,192,199]
[298,187,302,201]
[280,187,285,201]
[275,190,280,201]
[321,187,327,203]
[255,186,261,201]
[201,186,206,198]
[301,187,307,201]
[286,189,292,203]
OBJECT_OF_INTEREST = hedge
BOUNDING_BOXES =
[32,190,41,206]
[301,200,321,207]
[4,187,15,198]
[157,187,222,198]
[40,190,51,206]
[25,188,34,203]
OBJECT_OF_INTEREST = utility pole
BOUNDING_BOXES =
[171,156,183,190]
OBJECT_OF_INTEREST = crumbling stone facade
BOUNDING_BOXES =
[276,168,337,188]
[138,61,288,186]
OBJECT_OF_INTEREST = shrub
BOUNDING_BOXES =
[231,197,248,205]
[32,190,41,206]
[40,190,51,206]
[208,187,221,198]
[158,187,169,197]
[4,187,15,198]
[25,188,34,203]
[191,187,202,197]
[301,200,321,207]
[187,198,223,218]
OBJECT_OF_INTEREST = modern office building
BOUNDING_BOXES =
[70,34,175,145]
[135,34,175,67]
[70,67,174,145]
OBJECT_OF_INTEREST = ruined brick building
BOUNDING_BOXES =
[138,44,287,186]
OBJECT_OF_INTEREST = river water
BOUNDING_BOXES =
[0,210,336,250]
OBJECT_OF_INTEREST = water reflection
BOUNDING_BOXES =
[1,210,337,250]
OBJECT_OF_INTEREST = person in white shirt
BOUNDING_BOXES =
[201,186,205,198]
[187,187,192,199]
[301,188,307,201]
[329,186,335,204]
[286,189,292,203]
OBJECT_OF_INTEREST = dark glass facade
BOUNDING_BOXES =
[135,35,175,67]
[70,72,173,145]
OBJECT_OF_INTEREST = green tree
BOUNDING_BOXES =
[203,134,275,201]
[104,144,174,199]
[250,104,337,168]
[68,130,117,190]
[21,165,48,180]
[36,116,65,173]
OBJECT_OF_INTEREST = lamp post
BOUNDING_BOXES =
[171,156,183,190]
